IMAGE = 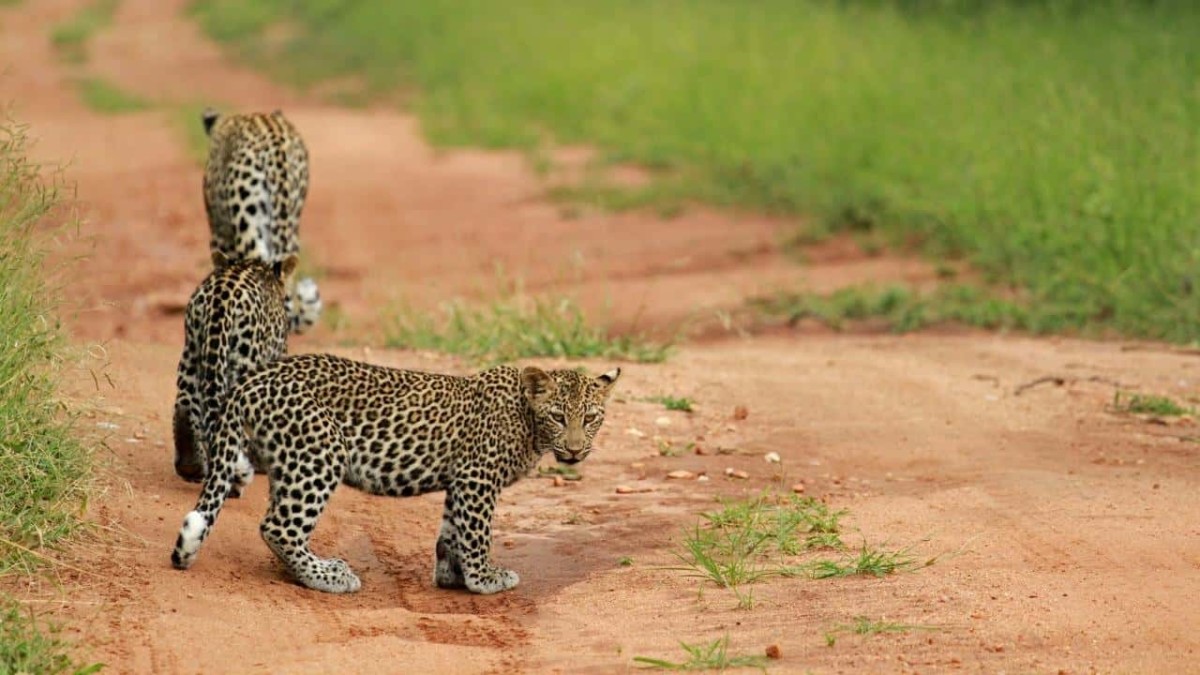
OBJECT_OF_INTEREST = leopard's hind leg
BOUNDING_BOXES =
[171,412,253,570]
[257,393,359,593]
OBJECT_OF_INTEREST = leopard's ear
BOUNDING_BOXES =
[595,367,621,398]
[521,367,557,405]
[273,254,299,282]
[211,250,230,269]
[201,107,220,136]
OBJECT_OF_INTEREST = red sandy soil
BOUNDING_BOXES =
[2,1,1198,673]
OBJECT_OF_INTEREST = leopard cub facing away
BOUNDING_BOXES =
[201,108,321,334]
[172,252,295,484]
[171,353,621,595]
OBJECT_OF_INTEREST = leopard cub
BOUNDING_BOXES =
[172,252,294,483]
[171,353,620,595]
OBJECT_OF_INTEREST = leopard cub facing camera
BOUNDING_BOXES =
[171,353,620,595]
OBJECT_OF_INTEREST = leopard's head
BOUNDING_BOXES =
[523,366,621,465]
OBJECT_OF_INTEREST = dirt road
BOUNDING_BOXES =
[3,1,1198,673]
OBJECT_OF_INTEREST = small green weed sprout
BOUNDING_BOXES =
[648,395,694,412]
[824,615,940,647]
[1112,392,1192,416]
[633,635,768,671]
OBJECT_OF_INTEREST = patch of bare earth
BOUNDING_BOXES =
[2,0,1197,673]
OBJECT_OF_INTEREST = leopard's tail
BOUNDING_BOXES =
[171,397,253,571]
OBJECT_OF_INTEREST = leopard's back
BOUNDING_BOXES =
[200,109,321,334]
[202,110,309,263]
[172,256,292,481]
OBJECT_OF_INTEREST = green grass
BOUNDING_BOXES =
[50,0,118,64]
[0,118,93,575]
[633,635,768,672]
[672,493,929,608]
[648,395,694,413]
[74,77,151,115]
[823,616,938,647]
[0,600,102,674]
[795,543,925,579]
[385,295,670,364]
[751,284,1056,334]
[1112,392,1193,416]
[0,117,99,670]
[191,0,1200,343]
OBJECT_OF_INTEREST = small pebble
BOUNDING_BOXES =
[765,644,782,660]
[666,470,696,480]
[733,405,749,420]
[552,476,566,487]
[697,475,710,482]
[615,485,654,494]
[626,428,646,438]
[791,483,806,494]
[725,468,749,480]
[654,416,672,428]
[764,452,781,464]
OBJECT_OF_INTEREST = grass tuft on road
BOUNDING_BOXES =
[633,635,768,671]
[671,492,930,609]
[385,295,670,364]
[74,77,151,115]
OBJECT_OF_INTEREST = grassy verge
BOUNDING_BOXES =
[1,600,101,675]
[50,0,118,63]
[192,0,1200,343]
[74,77,151,115]
[385,295,670,364]
[750,284,1047,335]
[1,117,98,670]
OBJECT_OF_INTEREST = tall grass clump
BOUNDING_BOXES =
[0,118,92,575]
[192,0,1200,342]
[385,295,670,364]
[0,117,98,670]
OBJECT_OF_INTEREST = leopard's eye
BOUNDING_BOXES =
[549,411,567,425]
[584,411,600,424]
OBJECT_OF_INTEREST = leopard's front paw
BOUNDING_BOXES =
[464,566,519,595]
